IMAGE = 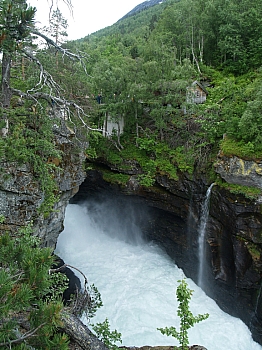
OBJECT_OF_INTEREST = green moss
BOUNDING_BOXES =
[102,171,130,186]
[221,138,262,160]
[247,243,261,261]
[215,178,261,200]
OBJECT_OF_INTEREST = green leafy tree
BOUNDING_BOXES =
[91,318,122,350]
[238,83,262,150]
[158,279,209,350]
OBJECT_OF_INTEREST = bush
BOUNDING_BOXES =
[157,279,209,350]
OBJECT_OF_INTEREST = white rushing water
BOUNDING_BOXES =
[55,200,262,350]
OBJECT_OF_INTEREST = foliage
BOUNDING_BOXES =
[2,106,62,216]
[215,178,261,200]
[102,171,130,186]
[74,0,262,168]
[220,137,262,160]
[0,0,36,54]
[0,222,70,349]
[0,220,116,349]
[157,279,209,350]
[91,318,122,350]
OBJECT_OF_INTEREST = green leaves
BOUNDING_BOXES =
[158,279,209,350]
[91,318,122,350]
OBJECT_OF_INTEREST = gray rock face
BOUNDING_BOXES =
[215,154,262,193]
[75,163,262,345]
[0,132,87,249]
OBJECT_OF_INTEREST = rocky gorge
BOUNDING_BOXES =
[1,131,262,346]
[73,155,262,346]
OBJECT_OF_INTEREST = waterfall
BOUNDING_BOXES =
[55,197,262,350]
[198,183,215,288]
[255,283,262,317]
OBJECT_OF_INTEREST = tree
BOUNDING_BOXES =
[44,7,68,45]
[0,216,113,349]
[0,0,95,137]
[238,83,262,150]
[157,279,209,350]
[0,0,36,135]
[0,219,70,348]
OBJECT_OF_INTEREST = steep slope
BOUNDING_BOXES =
[119,0,167,20]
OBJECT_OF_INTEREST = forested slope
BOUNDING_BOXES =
[68,0,262,193]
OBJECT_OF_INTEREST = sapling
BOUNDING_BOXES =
[157,279,209,350]
[91,318,122,350]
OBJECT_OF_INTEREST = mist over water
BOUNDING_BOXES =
[56,198,262,350]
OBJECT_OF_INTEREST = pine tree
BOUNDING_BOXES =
[44,7,68,45]
[0,0,36,135]
[0,217,70,349]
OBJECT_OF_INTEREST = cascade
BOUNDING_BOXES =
[198,183,215,288]
[255,283,262,317]
[55,196,262,350]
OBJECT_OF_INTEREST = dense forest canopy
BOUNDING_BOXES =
[69,0,262,181]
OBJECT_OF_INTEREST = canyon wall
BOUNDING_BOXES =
[0,126,87,249]
[1,128,262,345]
[73,154,262,345]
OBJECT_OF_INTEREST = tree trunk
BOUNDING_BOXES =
[1,52,12,136]
[60,311,109,350]
[1,52,12,107]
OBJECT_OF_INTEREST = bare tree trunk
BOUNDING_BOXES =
[21,56,26,80]
[191,26,201,75]
[199,35,204,64]
[60,311,109,350]
[135,105,139,147]
[1,52,12,136]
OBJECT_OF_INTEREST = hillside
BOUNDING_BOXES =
[71,0,262,184]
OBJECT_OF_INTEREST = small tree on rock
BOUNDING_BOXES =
[158,278,209,350]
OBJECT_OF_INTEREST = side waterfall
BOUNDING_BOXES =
[198,183,215,288]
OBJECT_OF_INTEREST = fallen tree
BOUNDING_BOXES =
[60,311,109,350]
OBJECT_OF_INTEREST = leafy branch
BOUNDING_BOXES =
[158,279,209,350]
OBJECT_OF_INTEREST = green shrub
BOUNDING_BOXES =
[158,279,209,350]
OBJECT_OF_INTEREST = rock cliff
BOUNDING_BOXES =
[0,125,87,249]
[72,153,262,346]
[2,125,262,345]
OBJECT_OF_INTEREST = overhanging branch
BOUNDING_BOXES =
[31,28,89,75]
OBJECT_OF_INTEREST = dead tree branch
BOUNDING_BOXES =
[0,323,46,347]
[60,311,109,350]
[31,28,89,75]
[49,263,93,317]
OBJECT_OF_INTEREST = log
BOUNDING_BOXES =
[60,311,109,350]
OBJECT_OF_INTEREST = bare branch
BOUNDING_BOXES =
[31,29,89,75]
[0,323,46,347]
[49,263,88,287]
[11,86,103,133]
[48,0,73,17]
[22,48,63,97]
[49,264,93,317]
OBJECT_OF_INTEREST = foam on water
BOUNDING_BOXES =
[55,202,262,350]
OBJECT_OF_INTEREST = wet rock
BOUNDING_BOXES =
[75,167,262,345]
